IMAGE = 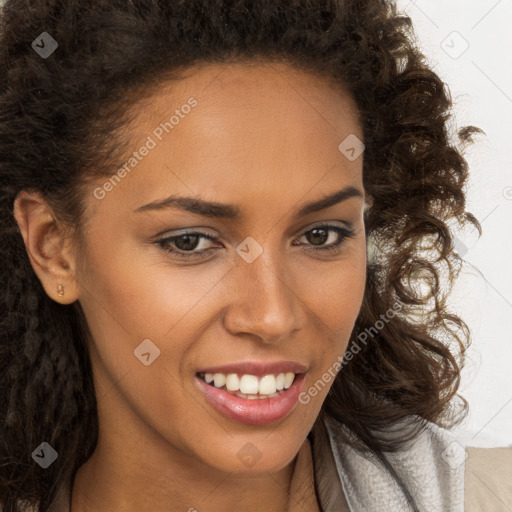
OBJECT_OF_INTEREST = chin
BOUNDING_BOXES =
[195,433,304,476]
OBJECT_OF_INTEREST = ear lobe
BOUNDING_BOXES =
[13,189,79,304]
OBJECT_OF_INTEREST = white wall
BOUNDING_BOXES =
[395,0,512,447]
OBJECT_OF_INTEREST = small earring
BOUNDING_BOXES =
[57,284,65,297]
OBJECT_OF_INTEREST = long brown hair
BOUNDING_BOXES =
[0,0,482,510]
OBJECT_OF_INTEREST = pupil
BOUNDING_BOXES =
[308,228,327,245]
[176,234,199,251]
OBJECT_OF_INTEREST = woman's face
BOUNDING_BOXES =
[75,61,368,477]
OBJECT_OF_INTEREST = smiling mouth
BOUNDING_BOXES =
[196,371,297,399]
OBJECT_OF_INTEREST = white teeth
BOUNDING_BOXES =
[284,372,295,389]
[213,373,226,388]
[240,375,259,394]
[225,373,240,391]
[203,371,296,396]
[258,374,277,395]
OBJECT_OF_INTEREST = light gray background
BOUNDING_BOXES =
[395,0,512,447]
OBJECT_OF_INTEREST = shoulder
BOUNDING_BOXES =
[464,446,512,512]
[323,414,466,512]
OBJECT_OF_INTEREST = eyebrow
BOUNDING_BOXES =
[133,185,363,219]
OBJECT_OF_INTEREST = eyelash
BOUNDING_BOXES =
[155,224,355,261]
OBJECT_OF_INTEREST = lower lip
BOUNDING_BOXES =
[195,373,306,426]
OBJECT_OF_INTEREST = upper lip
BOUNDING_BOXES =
[196,360,308,377]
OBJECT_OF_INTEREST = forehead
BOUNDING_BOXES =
[138,60,361,136]
[88,60,364,221]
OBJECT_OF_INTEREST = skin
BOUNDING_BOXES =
[14,60,369,511]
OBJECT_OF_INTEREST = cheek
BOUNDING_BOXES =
[78,235,226,342]
[75,241,219,435]
[305,250,366,335]
[76,235,237,421]
[299,245,367,390]
[295,257,365,414]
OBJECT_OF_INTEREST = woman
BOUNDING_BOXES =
[0,1,485,511]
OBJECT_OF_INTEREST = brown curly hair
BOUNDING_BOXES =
[0,0,483,510]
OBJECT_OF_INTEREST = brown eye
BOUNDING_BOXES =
[305,227,330,245]
[295,225,355,254]
[173,234,201,251]
[156,231,220,260]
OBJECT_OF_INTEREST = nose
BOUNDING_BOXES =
[222,248,303,345]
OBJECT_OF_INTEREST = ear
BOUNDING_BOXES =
[13,189,80,305]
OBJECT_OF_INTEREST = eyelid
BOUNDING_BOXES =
[297,219,352,232]
[152,226,219,240]
[153,220,352,243]
[153,220,355,261]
